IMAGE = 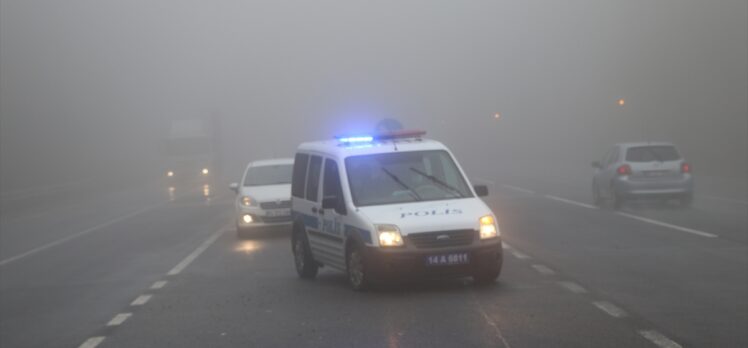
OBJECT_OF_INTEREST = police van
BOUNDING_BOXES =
[290,130,502,290]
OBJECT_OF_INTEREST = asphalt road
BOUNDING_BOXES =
[0,178,745,348]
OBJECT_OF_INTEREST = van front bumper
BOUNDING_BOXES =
[363,238,502,280]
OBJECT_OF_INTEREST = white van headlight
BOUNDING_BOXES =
[375,224,404,247]
[479,215,499,239]
[241,196,254,206]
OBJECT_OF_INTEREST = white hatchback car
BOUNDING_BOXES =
[230,158,294,238]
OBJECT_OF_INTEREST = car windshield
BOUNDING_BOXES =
[626,146,681,162]
[243,164,293,186]
[345,150,473,206]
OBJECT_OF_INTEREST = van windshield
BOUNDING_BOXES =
[244,164,293,186]
[345,150,473,206]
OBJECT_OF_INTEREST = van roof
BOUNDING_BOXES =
[297,138,449,158]
[617,142,676,149]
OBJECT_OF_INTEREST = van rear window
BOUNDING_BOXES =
[625,146,680,162]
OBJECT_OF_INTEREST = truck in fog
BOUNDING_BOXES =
[163,119,215,188]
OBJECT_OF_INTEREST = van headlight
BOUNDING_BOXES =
[241,196,254,206]
[479,215,499,239]
[202,168,209,175]
[375,224,404,247]
[166,171,174,177]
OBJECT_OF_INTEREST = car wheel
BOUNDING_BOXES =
[680,194,693,209]
[592,183,603,206]
[346,244,370,291]
[473,250,503,286]
[292,228,318,279]
[612,192,624,210]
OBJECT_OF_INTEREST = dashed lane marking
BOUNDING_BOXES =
[150,280,167,289]
[510,250,531,260]
[78,336,105,348]
[593,301,627,318]
[531,264,555,275]
[557,281,588,294]
[130,294,152,306]
[616,212,717,238]
[639,330,683,348]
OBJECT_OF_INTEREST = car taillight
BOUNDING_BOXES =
[681,162,691,173]
[617,164,631,176]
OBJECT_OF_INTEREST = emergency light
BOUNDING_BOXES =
[335,130,426,144]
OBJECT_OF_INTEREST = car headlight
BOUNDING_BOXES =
[167,171,174,177]
[202,168,209,175]
[375,224,404,247]
[241,196,253,206]
[479,215,499,239]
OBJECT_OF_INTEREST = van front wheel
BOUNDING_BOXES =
[293,230,318,279]
[347,245,370,291]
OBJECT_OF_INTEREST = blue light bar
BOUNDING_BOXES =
[337,135,374,143]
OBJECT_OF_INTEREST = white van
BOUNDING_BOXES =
[290,130,502,290]
[230,158,294,238]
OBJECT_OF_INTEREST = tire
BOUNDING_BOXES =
[592,183,603,206]
[680,194,693,209]
[611,185,624,210]
[346,244,370,291]
[292,227,318,279]
[473,250,503,286]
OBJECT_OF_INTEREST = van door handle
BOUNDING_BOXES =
[311,207,318,213]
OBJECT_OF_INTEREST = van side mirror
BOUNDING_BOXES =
[229,182,239,194]
[321,196,338,210]
[591,161,602,169]
[474,184,489,197]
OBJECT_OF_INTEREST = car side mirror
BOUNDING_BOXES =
[321,196,338,210]
[229,182,239,194]
[474,184,489,197]
[591,161,601,169]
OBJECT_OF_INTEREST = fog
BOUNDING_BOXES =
[1,0,746,197]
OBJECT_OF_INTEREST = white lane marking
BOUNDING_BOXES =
[78,336,106,348]
[639,330,683,348]
[502,185,535,195]
[150,280,167,289]
[510,250,531,260]
[167,226,227,276]
[0,201,167,267]
[616,212,718,238]
[470,295,512,348]
[593,301,627,318]
[107,313,132,326]
[557,281,588,294]
[130,294,152,306]
[502,243,513,251]
[701,195,748,206]
[532,264,555,275]
[544,195,598,210]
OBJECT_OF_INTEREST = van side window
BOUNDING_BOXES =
[323,159,347,215]
[292,153,309,198]
[306,155,322,202]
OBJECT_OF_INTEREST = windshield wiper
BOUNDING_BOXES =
[409,167,465,198]
[381,168,422,201]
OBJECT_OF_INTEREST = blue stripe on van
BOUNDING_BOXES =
[345,225,373,244]
[292,211,319,230]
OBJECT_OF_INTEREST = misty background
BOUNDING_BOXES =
[1,0,746,198]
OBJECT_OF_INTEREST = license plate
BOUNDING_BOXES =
[266,209,291,217]
[425,253,469,266]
